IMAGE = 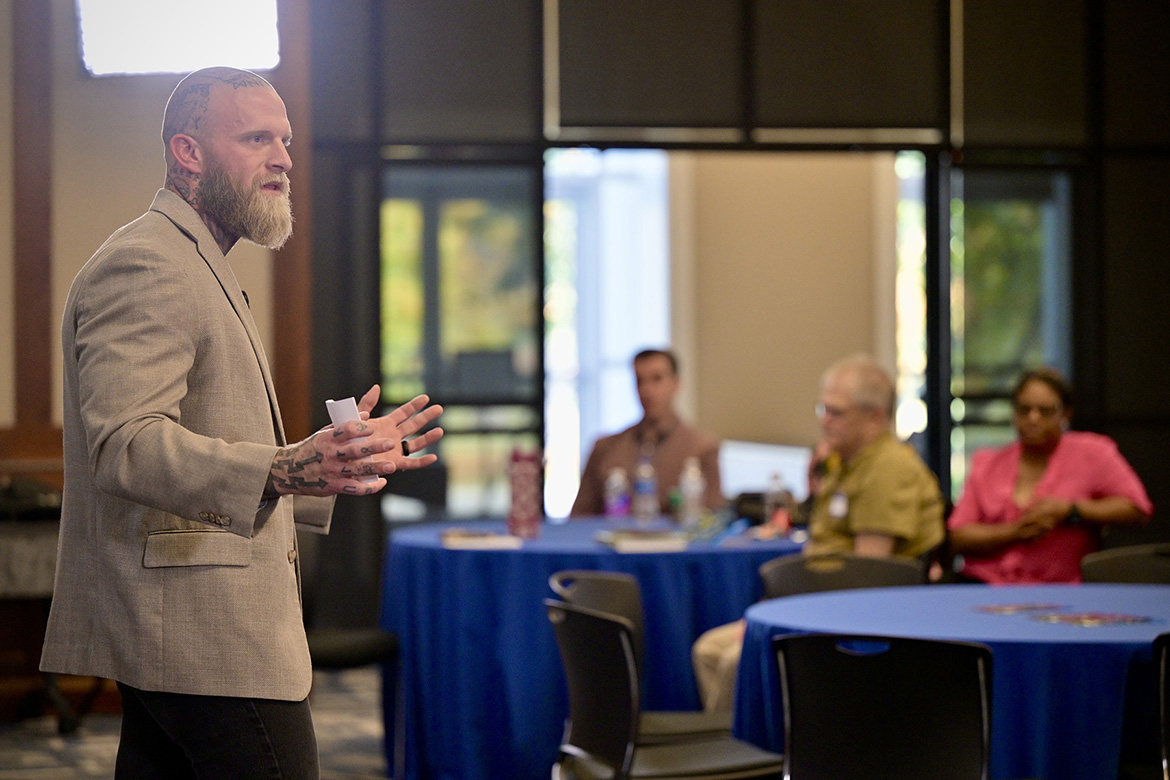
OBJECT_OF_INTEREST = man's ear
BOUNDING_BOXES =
[169,134,204,175]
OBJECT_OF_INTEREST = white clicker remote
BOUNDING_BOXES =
[325,397,379,483]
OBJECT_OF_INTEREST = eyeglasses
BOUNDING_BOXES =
[816,403,852,419]
[1013,403,1062,419]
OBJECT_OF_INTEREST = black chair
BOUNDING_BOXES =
[299,526,400,775]
[549,571,647,660]
[546,599,785,780]
[305,627,398,672]
[772,632,992,780]
[548,569,732,744]
[1129,631,1170,780]
[1159,632,1169,780]
[1080,543,1170,584]
[383,462,449,525]
[302,466,446,779]
[304,462,448,669]
[299,514,398,672]
[1108,631,1168,780]
[758,552,925,600]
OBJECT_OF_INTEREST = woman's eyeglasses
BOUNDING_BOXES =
[1013,403,1062,418]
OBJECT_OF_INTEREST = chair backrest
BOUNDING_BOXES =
[1080,543,1170,584]
[773,633,992,780]
[758,553,925,600]
[546,599,640,779]
[1157,632,1169,780]
[384,462,448,524]
[549,569,646,668]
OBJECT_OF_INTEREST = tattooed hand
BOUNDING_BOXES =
[264,385,444,498]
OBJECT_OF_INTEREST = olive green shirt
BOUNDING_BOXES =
[805,431,944,559]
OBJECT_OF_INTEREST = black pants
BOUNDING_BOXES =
[115,682,319,780]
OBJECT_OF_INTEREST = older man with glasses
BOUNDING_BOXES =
[691,354,944,714]
[802,353,945,560]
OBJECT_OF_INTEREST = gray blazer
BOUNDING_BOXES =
[40,189,334,701]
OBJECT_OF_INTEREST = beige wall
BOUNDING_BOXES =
[0,0,276,428]
[673,151,897,449]
[46,0,275,426]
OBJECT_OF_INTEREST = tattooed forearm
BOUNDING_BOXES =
[265,441,328,497]
[285,475,329,490]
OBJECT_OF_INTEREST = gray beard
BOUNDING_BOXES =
[200,165,294,250]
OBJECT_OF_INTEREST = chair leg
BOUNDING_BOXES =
[40,674,107,734]
[74,677,106,722]
[382,660,405,780]
[40,673,79,734]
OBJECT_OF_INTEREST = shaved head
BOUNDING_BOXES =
[162,67,275,157]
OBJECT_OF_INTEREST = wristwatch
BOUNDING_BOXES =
[1066,503,1082,526]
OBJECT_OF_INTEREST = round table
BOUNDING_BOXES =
[735,583,1170,780]
[381,518,801,780]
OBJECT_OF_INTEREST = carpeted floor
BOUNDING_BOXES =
[0,667,389,779]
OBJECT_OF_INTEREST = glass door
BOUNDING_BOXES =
[380,163,543,517]
[948,167,1073,493]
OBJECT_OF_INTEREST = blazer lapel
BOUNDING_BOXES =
[148,190,288,446]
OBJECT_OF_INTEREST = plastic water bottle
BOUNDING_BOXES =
[603,467,631,518]
[631,452,658,525]
[677,456,705,531]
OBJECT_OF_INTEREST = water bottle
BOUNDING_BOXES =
[603,467,631,518]
[631,452,658,525]
[677,456,705,531]
[507,448,543,539]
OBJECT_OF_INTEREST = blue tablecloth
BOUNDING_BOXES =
[381,518,800,780]
[735,583,1169,780]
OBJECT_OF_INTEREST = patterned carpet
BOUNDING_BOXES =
[0,667,389,779]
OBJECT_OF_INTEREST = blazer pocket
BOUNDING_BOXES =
[143,529,251,569]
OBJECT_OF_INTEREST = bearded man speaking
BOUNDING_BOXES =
[40,67,444,779]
